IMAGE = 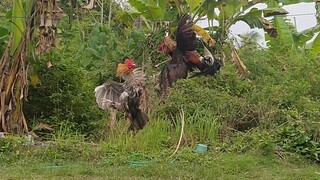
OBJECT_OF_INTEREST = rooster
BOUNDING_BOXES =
[157,14,221,93]
[94,59,148,132]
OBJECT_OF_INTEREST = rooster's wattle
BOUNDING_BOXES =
[94,59,148,132]
[157,14,221,94]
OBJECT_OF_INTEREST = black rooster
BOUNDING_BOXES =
[157,14,221,93]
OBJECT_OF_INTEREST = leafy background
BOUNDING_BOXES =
[1,0,320,164]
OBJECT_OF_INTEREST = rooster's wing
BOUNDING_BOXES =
[159,57,188,93]
[94,81,125,110]
[176,14,197,52]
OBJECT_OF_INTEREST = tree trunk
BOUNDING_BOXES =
[0,0,32,134]
[0,32,29,134]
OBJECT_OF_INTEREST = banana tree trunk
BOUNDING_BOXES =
[0,35,29,134]
[0,0,33,134]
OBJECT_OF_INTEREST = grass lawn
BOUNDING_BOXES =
[2,153,319,179]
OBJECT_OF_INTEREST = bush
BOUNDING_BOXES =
[274,122,320,162]
[24,55,103,135]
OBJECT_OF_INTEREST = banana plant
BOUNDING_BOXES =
[0,20,9,57]
[119,0,169,31]
[195,0,289,77]
[308,32,320,57]
[145,0,288,77]
[265,0,320,57]
[277,0,314,4]
[0,0,64,134]
[124,0,315,76]
[200,1,289,43]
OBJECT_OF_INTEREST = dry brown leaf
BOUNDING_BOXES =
[83,0,95,9]
[261,18,278,37]
[47,61,53,69]
[0,92,7,132]
[32,123,54,131]
[36,0,64,54]
[231,48,250,78]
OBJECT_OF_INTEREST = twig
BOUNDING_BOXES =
[276,151,285,160]
[169,108,185,158]
[155,60,169,68]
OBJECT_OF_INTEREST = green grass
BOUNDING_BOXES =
[1,152,319,179]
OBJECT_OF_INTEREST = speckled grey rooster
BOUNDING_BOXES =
[94,59,148,132]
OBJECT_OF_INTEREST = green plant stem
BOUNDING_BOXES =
[101,0,104,24]
[175,0,182,16]
[108,0,112,28]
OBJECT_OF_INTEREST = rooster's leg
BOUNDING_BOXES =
[109,109,117,133]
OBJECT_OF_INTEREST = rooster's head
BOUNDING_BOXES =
[117,59,136,78]
[125,59,136,70]
[157,37,176,55]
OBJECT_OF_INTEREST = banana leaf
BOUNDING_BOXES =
[185,0,202,11]
[262,7,288,17]
[310,33,320,57]
[119,11,141,27]
[273,16,296,48]
[277,0,314,5]
[11,0,25,55]
[294,25,320,47]
[201,0,222,19]
[129,0,165,21]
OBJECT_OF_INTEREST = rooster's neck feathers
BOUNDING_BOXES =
[116,59,136,79]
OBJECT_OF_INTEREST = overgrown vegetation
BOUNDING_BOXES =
[1,0,320,178]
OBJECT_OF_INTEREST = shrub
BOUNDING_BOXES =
[274,122,320,162]
[24,55,103,135]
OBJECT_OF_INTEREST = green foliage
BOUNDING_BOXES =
[128,0,166,21]
[0,135,35,164]
[308,33,320,58]
[185,0,202,11]
[0,24,9,56]
[157,67,254,129]
[200,1,287,38]
[0,136,24,154]
[144,42,320,162]
[134,119,173,152]
[24,54,103,134]
[0,2,11,56]
[274,122,320,162]
[265,1,320,53]
[271,15,297,49]
[75,24,148,80]
[220,131,274,156]
[11,0,25,55]
[0,0,12,15]
[3,0,319,164]
[2,153,320,179]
